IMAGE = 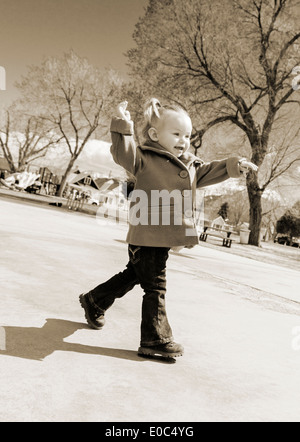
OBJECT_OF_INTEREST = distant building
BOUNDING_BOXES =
[66,172,127,211]
[211,216,226,229]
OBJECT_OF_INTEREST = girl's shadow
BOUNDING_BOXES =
[0,318,174,364]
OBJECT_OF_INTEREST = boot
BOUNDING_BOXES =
[138,341,184,359]
[79,293,105,330]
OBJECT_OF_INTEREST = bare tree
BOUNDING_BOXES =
[0,109,61,172]
[127,0,300,245]
[16,50,122,195]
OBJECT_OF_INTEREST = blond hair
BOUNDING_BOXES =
[142,98,190,142]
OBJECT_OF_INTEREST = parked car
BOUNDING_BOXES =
[87,197,100,206]
[291,238,300,248]
[274,234,300,247]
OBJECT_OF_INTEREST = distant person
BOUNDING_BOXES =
[80,99,257,360]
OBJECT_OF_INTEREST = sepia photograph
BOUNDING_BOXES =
[0,0,299,425]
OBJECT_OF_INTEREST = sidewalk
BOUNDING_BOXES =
[0,185,121,219]
[0,197,300,422]
[0,186,65,205]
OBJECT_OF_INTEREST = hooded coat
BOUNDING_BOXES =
[110,117,242,247]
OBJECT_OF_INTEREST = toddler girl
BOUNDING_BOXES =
[79,99,257,359]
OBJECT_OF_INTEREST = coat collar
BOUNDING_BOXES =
[140,141,203,170]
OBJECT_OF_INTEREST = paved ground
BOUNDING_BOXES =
[0,196,300,422]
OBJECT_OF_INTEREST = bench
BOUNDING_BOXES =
[199,226,234,248]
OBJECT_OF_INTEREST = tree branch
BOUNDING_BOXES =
[191,114,248,149]
[273,32,300,76]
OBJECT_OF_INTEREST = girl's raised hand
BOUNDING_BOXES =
[239,159,258,175]
[117,101,131,122]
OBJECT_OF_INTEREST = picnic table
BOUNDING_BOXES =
[199,225,234,248]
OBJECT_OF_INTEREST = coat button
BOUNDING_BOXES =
[179,170,189,178]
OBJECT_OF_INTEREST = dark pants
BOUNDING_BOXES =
[88,245,173,346]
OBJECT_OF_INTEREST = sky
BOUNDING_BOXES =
[0,0,148,107]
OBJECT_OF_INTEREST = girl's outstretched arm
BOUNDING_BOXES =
[196,157,258,188]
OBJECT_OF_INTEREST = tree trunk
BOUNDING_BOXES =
[8,161,16,173]
[247,174,262,246]
[56,158,76,197]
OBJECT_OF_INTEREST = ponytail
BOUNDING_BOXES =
[142,97,189,142]
[142,98,162,141]
[144,98,161,123]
